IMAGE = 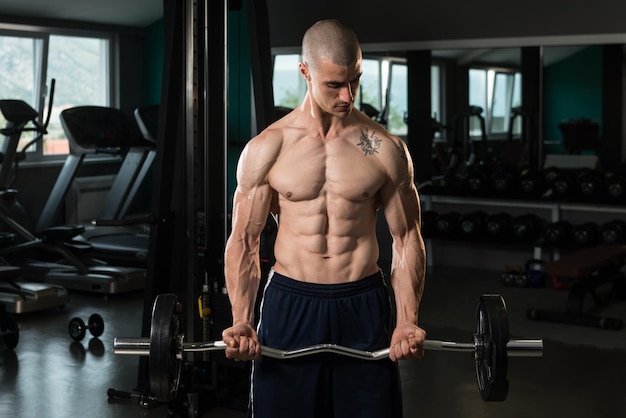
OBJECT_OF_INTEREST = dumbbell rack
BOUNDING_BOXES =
[421,194,626,268]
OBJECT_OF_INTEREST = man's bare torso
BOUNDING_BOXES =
[265,112,392,284]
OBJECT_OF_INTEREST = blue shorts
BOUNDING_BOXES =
[249,270,402,418]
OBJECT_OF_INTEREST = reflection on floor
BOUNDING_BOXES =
[1,266,625,418]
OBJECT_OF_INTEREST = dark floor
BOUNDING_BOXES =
[1,265,625,418]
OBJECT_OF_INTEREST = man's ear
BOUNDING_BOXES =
[299,62,310,81]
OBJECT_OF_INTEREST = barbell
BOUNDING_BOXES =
[114,293,543,403]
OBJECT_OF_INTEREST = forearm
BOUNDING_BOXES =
[390,230,426,325]
[224,237,262,325]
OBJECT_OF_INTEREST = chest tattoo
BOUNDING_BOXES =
[357,130,382,155]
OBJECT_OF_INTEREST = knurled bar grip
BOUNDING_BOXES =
[113,337,543,360]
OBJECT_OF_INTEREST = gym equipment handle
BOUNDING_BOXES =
[113,337,543,360]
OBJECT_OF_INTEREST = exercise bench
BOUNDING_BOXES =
[527,244,626,330]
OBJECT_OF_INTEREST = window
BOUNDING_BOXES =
[387,63,408,135]
[468,68,488,137]
[0,28,112,160]
[468,67,521,138]
[358,58,381,115]
[0,34,43,150]
[271,54,442,138]
[431,65,441,127]
[46,35,110,155]
[272,54,305,109]
[491,71,521,134]
[272,55,383,117]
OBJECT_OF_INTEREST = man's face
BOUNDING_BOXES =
[302,57,362,118]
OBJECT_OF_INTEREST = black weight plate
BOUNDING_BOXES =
[149,293,182,402]
[475,294,509,401]
[1,312,19,349]
[68,317,86,341]
[88,314,105,337]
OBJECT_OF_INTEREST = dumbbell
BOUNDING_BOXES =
[463,164,492,194]
[518,167,545,198]
[544,167,575,198]
[599,220,626,245]
[459,211,488,238]
[500,267,526,287]
[485,212,513,242]
[575,169,604,200]
[435,212,461,238]
[542,220,572,248]
[68,313,105,342]
[604,172,626,201]
[511,214,544,244]
[572,222,599,247]
[490,165,518,195]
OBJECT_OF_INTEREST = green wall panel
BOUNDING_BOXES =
[543,46,603,145]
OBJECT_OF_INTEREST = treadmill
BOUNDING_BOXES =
[35,106,155,269]
[0,101,145,295]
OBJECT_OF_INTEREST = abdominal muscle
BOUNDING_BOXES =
[271,197,381,284]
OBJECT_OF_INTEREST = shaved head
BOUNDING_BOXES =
[301,19,362,70]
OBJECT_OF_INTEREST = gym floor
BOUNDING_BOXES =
[1,265,625,418]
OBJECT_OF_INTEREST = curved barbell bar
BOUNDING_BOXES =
[114,337,543,360]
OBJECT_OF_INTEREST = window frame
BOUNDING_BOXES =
[0,23,117,163]
[468,65,521,139]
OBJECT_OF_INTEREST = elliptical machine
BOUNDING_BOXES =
[0,85,70,313]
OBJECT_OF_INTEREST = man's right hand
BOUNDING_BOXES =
[221,323,261,361]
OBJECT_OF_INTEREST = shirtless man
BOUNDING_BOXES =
[222,19,426,418]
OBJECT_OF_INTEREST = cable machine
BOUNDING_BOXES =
[124,0,273,414]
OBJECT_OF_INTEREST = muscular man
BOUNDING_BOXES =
[222,19,426,418]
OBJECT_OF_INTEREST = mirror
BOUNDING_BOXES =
[428,43,619,170]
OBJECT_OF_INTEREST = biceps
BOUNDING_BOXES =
[383,184,421,242]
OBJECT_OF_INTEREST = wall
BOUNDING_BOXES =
[265,0,626,51]
[227,5,253,209]
[137,9,254,213]
[543,46,603,146]
[117,31,145,114]
[142,19,164,106]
